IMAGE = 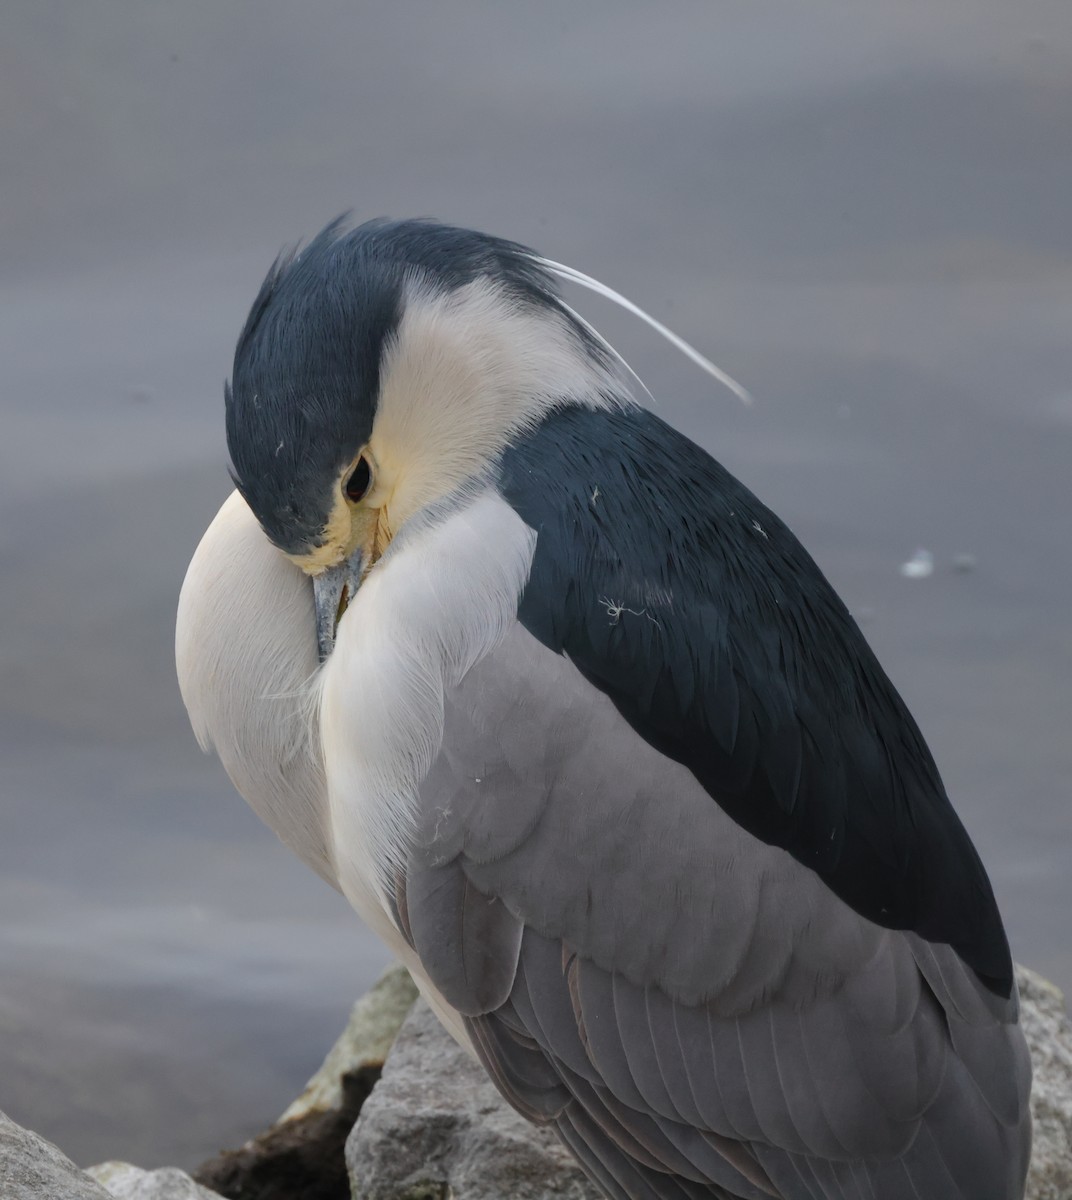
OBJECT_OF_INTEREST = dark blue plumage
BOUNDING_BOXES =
[499,404,1012,996]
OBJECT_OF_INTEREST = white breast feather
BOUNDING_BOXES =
[317,490,537,918]
[175,491,335,887]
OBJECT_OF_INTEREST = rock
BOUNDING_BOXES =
[346,1000,600,1200]
[280,961,419,1123]
[87,1161,223,1199]
[0,1108,112,1200]
[193,963,417,1200]
[1020,964,1072,1200]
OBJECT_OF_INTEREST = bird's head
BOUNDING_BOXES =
[225,217,627,661]
[226,217,747,660]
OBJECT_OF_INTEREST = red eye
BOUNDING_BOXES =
[345,457,372,502]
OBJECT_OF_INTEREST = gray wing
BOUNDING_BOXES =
[397,625,1031,1200]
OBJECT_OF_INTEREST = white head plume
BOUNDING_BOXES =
[536,257,753,407]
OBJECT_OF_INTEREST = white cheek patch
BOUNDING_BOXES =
[369,276,626,531]
[317,490,537,912]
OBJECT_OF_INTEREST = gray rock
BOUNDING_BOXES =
[280,961,419,1123]
[1020,964,1072,1200]
[0,1108,111,1200]
[87,1161,223,1199]
[194,962,418,1200]
[346,1000,599,1200]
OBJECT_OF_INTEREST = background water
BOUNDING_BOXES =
[1,0,1070,1171]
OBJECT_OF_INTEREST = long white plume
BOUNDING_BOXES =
[536,257,753,407]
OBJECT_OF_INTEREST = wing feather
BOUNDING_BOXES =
[403,858,521,1015]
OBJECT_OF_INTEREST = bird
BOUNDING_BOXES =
[175,217,1032,1199]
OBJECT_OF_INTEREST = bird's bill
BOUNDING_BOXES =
[313,549,364,663]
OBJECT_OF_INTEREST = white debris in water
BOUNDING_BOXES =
[900,548,934,579]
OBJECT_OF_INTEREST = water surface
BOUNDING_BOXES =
[2,1,1069,1169]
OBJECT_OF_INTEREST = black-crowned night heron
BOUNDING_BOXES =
[175,218,1031,1199]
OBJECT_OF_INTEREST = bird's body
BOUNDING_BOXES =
[176,219,1031,1199]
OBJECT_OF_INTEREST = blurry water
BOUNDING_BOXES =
[1,0,1070,1169]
